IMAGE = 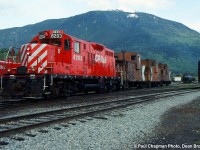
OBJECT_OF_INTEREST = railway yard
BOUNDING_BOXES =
[0,83,200,149]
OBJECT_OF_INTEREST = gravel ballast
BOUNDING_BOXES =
[1,91,200,150]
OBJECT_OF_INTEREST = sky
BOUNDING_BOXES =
[0,0,200,32]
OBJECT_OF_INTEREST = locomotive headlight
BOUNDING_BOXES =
[26,46,31,55]
[31,66,36,72]
[27,47,30,51]
[27,48,31,55]
[8,68,11,72]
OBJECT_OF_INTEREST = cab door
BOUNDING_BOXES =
[62,39,72,64]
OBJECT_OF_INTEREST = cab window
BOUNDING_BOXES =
[64,39,70,50]
[53,40,61,46]
[74,41,80,53]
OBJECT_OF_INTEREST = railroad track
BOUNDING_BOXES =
[0,88,198,138]
[0,99,29,109]
[0,85,199,109]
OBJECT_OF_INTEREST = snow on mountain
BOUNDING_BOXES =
[127,13,138,19]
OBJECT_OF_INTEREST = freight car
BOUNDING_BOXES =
[141,59,162,87]
[115,52,171,89]
[115,51,142,89]
[182,74,195,83]
[1,30,171,99]
[159,63,171,86]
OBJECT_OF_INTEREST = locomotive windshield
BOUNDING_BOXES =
[37,39,62,46]
[30,30,71,50]
[30,30,63,46]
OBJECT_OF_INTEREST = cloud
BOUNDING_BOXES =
[0,0,182,29]
[79,0,113,10]
[127,0,174,9]
[78,0,175,12]
[0,0,73,18]
[186,22,200,32]
[0,0,79,29]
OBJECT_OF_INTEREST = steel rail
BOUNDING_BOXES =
[0,88,199,138]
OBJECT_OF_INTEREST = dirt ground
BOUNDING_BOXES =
[142,97,200,149]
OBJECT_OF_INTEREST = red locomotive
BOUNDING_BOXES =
[1,30,171,99]
[2,30,119,98]
[0,61,6,90]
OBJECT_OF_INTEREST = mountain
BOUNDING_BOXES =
[0,10,200,75]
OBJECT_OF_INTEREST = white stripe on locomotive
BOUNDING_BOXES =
[38,60,47,73]
[20,44,28,65]
[28,44,47,63]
